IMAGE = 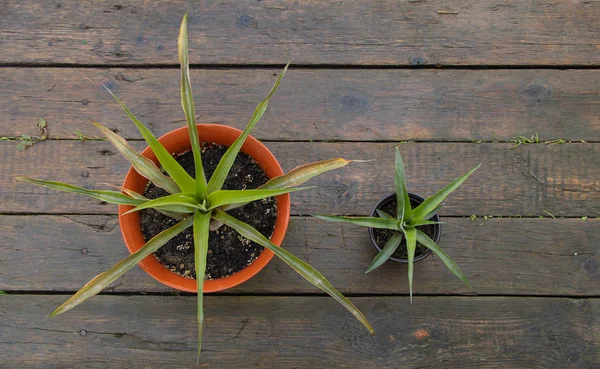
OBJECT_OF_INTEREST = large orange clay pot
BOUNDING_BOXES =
[118,124,290,293]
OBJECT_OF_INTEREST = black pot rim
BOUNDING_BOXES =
[368,192,442,263]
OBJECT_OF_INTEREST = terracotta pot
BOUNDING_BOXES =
[118,124,290,293]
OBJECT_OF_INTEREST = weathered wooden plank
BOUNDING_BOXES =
[0,295,597,368]
[2,68,599,141]
[1,216,598,296]
[1,141,598,216]
[2,0,599,66]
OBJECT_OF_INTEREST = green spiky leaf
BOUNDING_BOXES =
[423,204,443,220]
[312,215,398,231]
[221,158,352,212]
[124,193,205,214]
[207,187,310,210]
[408,219,444,227]
[178,13,207,200]
[403,227,417,303]
[213,209,374,335]
[207,63,289,193]
[93,122,180,194]
[50,216,193,316]
[376,209,394,219]
[15,177,144,206]
[101,183,186,220]
[365,231,403,273]
[193,211,211,363]
[394,147,412,220]
[416,230,471,288]
[412,163,481,220]
[103,85,196,193]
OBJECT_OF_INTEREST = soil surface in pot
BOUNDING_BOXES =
[372,198,435,259]
[140,143,276,280]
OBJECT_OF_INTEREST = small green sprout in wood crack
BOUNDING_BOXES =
[545,139,569,145]
[582,216,588,221]
[543,210,556,219]
[509,132,539,149]
[74,130,103,141]
[1,118,48,151]
[0,291,6,295]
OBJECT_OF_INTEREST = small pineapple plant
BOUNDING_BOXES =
[315,147,480,300]
[16,14,373,359]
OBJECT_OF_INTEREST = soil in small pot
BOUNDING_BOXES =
[140,143,276,280]
[372,198,435,259]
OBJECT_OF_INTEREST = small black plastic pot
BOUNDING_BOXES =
[368,192,442,263]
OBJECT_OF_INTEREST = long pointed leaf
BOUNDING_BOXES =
[408,219,444,227]
[178,14,207,200]
[50,216,193,316]
[124,193,204,214]
[394,147,412,220]
[423,204,443,220]
[193,211,211,362]
[213,209,374,335]
[376,209,394,219]
[102,85,196,193]
[221,158,351,212]
[416,230,471,288]
[262,158,351,189]
[402,227,417,303]
[412,163,481,220]
[101,184,186,220]
[207,187,310,210]
[312,215,398,231]
[365,231,403,273]
[207,63,289,193]
[93,122,179,194]
[15,177,144,206]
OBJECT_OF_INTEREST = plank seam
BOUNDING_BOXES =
[3,291,599,299]
[0,63,599,70]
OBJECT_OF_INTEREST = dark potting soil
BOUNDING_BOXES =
[372,198,436,259]
[140,144,276,280]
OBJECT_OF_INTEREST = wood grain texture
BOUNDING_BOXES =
[0,295,598,368]
[2,68,599,141]
[1,141,598,216]
[1,216,598,296]
[2,0,599,66]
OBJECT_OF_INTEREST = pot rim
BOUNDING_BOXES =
[367,192,442,263]
[118,124,291,293]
